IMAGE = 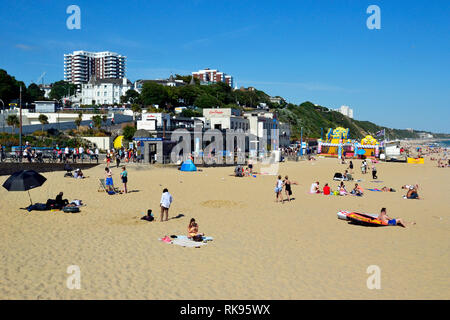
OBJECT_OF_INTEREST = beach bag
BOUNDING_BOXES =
[193,235,203,242]
[63,206,80,213]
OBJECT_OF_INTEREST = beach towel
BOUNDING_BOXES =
[370,181,384,183]
[158,235,213,247]
[368,188,382,192]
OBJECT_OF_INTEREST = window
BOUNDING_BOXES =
[97,92,100,96]
[104,92,107,96]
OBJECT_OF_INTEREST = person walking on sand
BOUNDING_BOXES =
[275,175,284,203]
[116,151,121,168]
[348,160,354,172]
[284,175,293,201]
[378,207,415,228]
[160,188,173,222]
[120,166,128,194]
[372,164,378,179]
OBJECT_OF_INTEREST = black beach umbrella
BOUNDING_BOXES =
[2,170,47,205]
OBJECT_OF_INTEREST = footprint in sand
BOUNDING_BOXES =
[200,200,244,209]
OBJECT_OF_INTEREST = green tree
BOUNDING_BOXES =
[27,83,45,102]
[91,115,102,130]
[6,114,19,134]
[194,94,221,109]
[178,85,201,106]
[74,112,82,132]
[49,81,77,101]
[122,125,137,141]
[140,82,169,107]
[131,104,142,121]
[38,114,49,133]
[180,108,202,117]
[120,89,140,104]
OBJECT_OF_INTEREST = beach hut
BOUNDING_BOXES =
[180,159,197,172]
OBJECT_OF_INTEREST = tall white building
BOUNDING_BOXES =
[64,51,126,85]
[336,105,354,119]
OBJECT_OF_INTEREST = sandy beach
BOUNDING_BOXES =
[0,155,449,300]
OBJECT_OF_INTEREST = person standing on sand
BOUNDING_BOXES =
[105,167,114,192]
[160,188,173,222]
[284,175,293,201]
[378,207,415,228]
[120,166,128,194]
[372,164,378,179]
[275,175,284,203]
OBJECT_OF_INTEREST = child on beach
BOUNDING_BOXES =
[120,166,128,194]
[275,175,284,202]
[105,167,114,192]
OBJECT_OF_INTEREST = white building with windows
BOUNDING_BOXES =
[78,77,133,105]
[335,105,354,119]
[64,51,126,85]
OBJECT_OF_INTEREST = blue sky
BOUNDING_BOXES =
[0,0,449,132]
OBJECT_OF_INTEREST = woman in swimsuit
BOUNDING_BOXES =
[188,218,204,238]
[284,175,293,201]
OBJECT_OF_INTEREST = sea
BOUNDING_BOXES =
[435,140,450,148]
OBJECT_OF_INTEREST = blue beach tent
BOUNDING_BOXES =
[180,159,197,172]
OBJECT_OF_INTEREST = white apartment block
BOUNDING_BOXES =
[78,77,133,105]
[336,105,354,119]
[64,51,126,85]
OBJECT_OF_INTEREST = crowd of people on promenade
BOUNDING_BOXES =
[104,147,141,168]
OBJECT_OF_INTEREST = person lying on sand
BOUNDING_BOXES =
[381,186,396,192]
[378,207,415,228]
[188,218,204,239]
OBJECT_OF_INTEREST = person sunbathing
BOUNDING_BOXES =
[377,207,415,228]
[381,186,396,192]
[406,186,420,199]
[188,218,204,239]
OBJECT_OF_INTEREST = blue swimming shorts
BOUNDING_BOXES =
[105,177,113,186]
[388,219,397,226]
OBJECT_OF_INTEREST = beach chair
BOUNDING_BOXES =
[98,178,120,193]
[98,178,107,192]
